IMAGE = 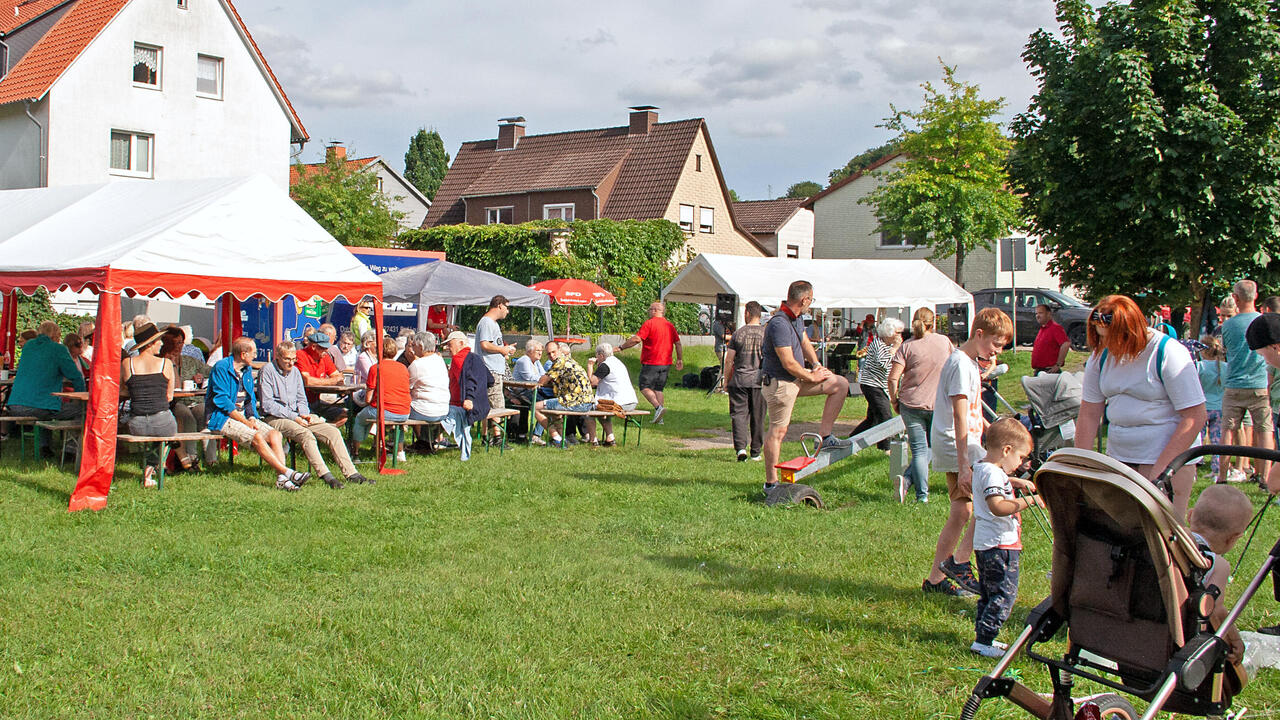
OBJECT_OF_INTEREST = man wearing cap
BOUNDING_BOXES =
[296,331,348,426]
[319,323,346,372]
[445,330,492,461]
[1244,313,1280,636]
[8,320,86,460]
[258,341,369,489]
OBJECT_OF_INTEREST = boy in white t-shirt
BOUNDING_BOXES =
[970,418,1041,658]
[924,307,1014,598]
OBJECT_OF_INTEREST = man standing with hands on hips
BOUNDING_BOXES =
[620,301,683,424]
[760,281,849,490]
[475,295,516,445]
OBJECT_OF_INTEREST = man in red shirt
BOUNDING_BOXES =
[1030,304,1070,374]
[619,301,683,424]
[295,332,348,425]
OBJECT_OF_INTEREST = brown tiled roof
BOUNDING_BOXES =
[425,119,703,226]
[0,0,307,142]
[733,198,806,235]
[0,0,72,34]
[801,152,903,209]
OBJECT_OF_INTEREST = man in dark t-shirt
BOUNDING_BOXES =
[725,301,765,461]
[760,281,850,489]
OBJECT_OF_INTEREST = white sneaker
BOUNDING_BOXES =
[894,475,908,503]
[750,454,762,462]
[970,642,1005,659]
[652,406,665,424]
[531,436,546,446]
[737,449,749,462]
[1227,468,1248,483]
[396,450,407,462]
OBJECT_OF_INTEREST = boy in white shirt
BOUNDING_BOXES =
[924,307,1014,597]
[970,417,1042,658]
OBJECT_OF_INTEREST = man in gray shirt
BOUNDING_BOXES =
[475,295,516,443]
[258,341,368,489]
[725,301,766,461]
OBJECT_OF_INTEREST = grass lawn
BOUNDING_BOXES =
[0,347,1276,719]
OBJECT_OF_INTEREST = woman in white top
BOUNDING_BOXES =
[586,342,638,447]
[408,332,451,422]
[1074,294,1206,519]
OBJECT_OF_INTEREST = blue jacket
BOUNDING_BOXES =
[10,334,86,411]
[454,350,493,426]
[205,356,256,431]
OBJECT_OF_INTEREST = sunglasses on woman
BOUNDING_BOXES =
[1090,309,1114,326]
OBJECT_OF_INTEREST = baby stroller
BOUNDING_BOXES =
[960,445,1280,720]
[1020,371,1083,469]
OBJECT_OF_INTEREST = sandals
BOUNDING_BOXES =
[142,466,158,488]
[179,455,197,471]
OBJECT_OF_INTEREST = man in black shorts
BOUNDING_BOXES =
[620,301,683,424]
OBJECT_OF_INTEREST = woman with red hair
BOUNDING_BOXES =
[1074,294,1206,518]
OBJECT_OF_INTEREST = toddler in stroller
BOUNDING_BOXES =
[960,445,1279,720]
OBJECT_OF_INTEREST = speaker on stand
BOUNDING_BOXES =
[708,293,737,395]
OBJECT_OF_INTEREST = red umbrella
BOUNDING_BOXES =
[529,278,617,339]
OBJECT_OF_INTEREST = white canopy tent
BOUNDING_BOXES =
[662,253,973,320]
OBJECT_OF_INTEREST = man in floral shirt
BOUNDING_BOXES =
[533,341,596,446]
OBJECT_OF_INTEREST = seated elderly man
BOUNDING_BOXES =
[206,337,309,491]
[533,341,596,447]
[444,330,492,461]
[8,320,86,460]
[318,323,347,371]
[585,342,637,447]
[259,341,369,489]
[295,331,348,426]
[509,339,549,440]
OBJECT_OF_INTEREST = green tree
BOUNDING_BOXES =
[782,181,822,199]
[828,140,900,185]
[728,189,742,202]
[1011,0,1280,325]
[862,63,1021,287]
[403,128,451,200]
[291,154,402,248]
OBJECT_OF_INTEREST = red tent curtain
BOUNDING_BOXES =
[68,288,123,512]
[373,299,397,476]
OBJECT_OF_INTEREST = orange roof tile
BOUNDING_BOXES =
[0,0,127,105]
[0,0,307,142]
[289,156,378,186]
[0,0,72,34]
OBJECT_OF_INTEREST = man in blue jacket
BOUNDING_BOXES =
[205,337,309,491]
[8,320,86,460]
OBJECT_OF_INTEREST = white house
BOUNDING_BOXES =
[732,198,815,258]
[804,154,1059,290]
[291,144,432,232]
[0,0,307,191]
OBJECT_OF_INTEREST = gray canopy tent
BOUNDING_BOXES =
[378,259,554,333]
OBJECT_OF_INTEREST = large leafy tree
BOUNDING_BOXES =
[1011,0,1280,323]
[782,181,822,199]
[403,128,451,201]
[862,63,1021,287]
[291,154,402,248]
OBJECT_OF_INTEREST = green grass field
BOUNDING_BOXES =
[0,347,1276,719]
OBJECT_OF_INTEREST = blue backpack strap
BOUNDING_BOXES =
[1155,333,1169,385]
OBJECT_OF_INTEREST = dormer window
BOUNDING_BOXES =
[133,44,161,88]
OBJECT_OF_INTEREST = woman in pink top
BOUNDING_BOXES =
[887,307,954,502]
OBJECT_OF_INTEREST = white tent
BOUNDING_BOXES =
[662,253,973,317]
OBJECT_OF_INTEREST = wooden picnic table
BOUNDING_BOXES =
[304,382,366,394]
[53,389,205,403]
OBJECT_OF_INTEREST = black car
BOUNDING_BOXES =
[971,287,1091,350]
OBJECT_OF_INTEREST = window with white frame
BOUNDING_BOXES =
[486,207,513,224]
[543,203,575,221]
[878,229,921,248]
[133,44,161,87]
[196,54,223,98]
[786,244,800,258]
[678,204,694,232]
[110,130,154,177]
[699,206,714,233]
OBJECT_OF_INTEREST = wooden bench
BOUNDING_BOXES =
[539,409,651,447]
[117,431,221,489]
[35,420,82,470]
[0,415,40,460]
[382,408,523,466]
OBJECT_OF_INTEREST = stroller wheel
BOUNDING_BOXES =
[1075,693,1138,719]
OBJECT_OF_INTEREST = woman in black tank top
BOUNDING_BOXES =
[121,323,177,487]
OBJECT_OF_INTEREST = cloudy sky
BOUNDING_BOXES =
[239,0,1063,200]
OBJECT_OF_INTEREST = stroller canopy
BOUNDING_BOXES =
[1021,371,1083,429]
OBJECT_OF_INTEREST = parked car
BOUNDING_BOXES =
[971,287,1090,350]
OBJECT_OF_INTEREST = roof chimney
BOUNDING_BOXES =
[325,142,346,163]
[629,105,658,135]
[497,116,526,150]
